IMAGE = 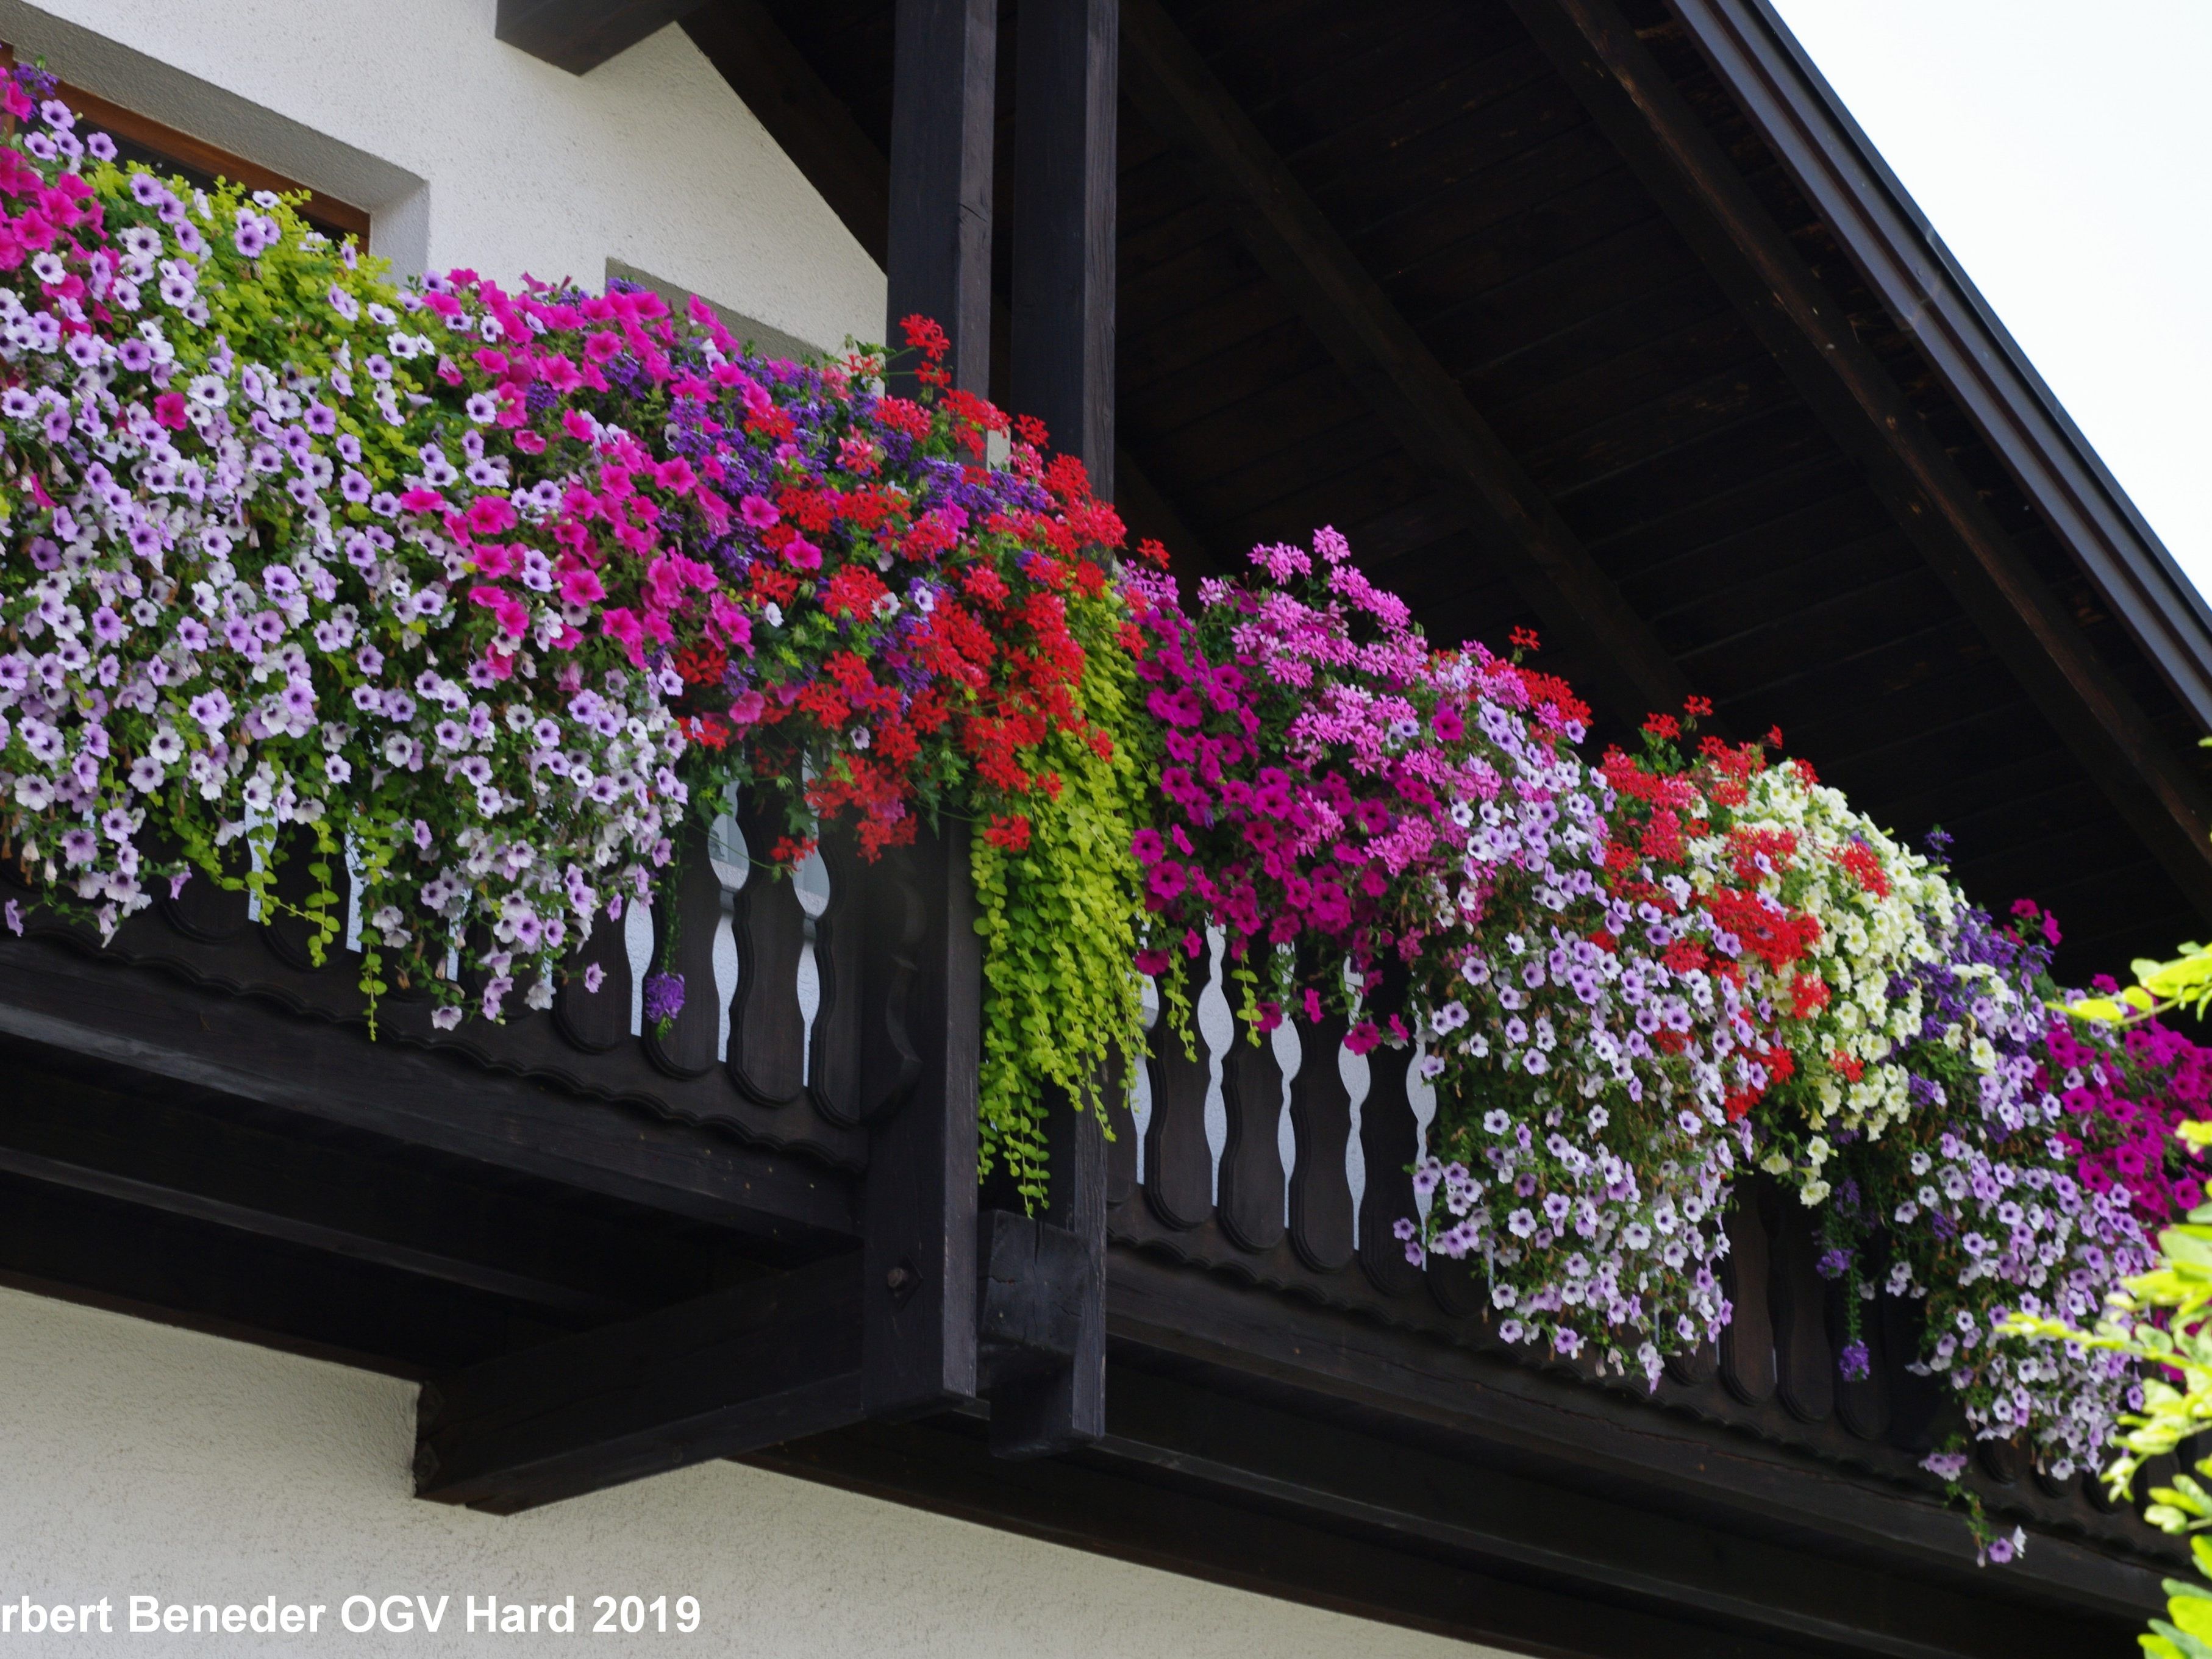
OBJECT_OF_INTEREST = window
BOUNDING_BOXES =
[1,49,368,244]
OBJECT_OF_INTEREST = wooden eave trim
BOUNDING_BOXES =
[1508,0,2212,916]
[1669,0,2212,735]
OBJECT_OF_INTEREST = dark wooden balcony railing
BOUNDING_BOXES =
[0,805,937,1174]
[1109,941,2181,1566]
[0,810,2188,1575]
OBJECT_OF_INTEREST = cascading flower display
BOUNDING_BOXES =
[1,64,2203,1518]
[0,67,1144,1190]
[1821,899,2153,1482]
[1125,531,1740,1378]
[1600,721,1951,1190]
[1600,716,2164,1498]
[0,79,691,1023]
[2040,972,2212,1227]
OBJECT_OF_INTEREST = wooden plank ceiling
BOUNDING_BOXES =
[703,0,2212,977]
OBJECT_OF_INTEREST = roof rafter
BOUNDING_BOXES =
[1507,0,2212,913]
[1118,0,1696,722]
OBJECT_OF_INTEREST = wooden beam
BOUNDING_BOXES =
[887,0,999,390]
[1011,0,1119,496]
[494,0,700,74]
[0,1056,697,1321]
[0,938,852,1242]
[1102,1249,2169,1635]
[0,1171,550,1375]
[415,1253,865,1513]
[686,1,1219,568]
[982,1089,1105,1455]
[859,830,980,1419]
[1118,0,1695,724]
[0,1142,635,1321]
[1507,0,2212,915]
[982,0,1120,1458]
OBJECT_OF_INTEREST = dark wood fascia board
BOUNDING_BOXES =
[752,1416,1821,1659]
[416,1252,865,1511]
[0,1053,712,1323]
[749,1373,2140,1659]
[1118,0,1695,725]
[0,1141,632,1322]
[1508,0,2212,917]
[495,0,703,75]
[1669,0,2212,738]
[1103,1247,2169,1632]
[0,938,854,1242]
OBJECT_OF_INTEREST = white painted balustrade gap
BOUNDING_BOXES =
[1273,1018,1301,1229]
[622,897,653,1040]
[1196,926,1232,1207]
[1134,976,1160,1186]
[706,797,748,1064]
[793,841,830,1083]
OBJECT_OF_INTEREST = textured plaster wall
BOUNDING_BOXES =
[0,1286,1509,1657]
[0,0,882,352]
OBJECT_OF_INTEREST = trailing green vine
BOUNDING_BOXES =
[971,581,1151,1202]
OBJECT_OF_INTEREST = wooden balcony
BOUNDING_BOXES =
[0,0,2197,1642]
[0,828,2184,1653]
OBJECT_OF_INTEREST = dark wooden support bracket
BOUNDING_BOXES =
[1509,0,2212,915]
[494,0,701,74]
[413,1254,864,1514]
[886,0,999,391]
[860,830,981,1419]
[1118,0,1694,723]
[405,830,981,1508]
[979,1085,1107,1457]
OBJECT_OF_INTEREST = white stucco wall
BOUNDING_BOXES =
[0,1286,1509,1657]
[0,0,883,353]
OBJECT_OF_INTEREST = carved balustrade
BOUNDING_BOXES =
[0,816,2189,1550]
[1110,935,2170,1556]
[0,797,930,1177]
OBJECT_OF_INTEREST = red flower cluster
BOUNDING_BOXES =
[615,312,1130,858]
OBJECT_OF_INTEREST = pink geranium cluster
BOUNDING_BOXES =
[1123,527,1577,1047]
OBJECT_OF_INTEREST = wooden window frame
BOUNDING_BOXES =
[0,47,369,243]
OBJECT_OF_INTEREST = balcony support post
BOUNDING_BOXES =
[1011,0,1119,495]
[860,830,982,1419]
[887,0,999,391]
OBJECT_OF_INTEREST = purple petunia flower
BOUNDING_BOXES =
[642,972,685,1022]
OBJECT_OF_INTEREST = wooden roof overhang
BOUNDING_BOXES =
[688,0,2212,978]
[0,4,2196,1656]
